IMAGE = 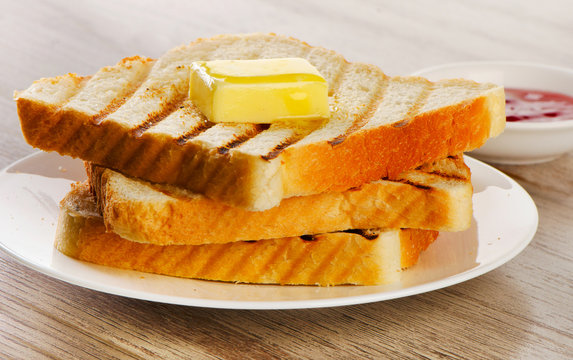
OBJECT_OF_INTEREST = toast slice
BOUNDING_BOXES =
[86,155,472,246]
[56,183,438,286]
[16,33,505,210]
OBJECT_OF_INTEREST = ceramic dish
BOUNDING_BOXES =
[412,61,573,164]
[0,152,537,309]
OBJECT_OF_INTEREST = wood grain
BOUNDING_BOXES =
[1,0,572,359]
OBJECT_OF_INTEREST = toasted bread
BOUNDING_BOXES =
[16,33,505,210]
[86,155,471,246]
[56,183,438,286]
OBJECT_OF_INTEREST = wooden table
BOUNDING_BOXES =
[1,1,571,358]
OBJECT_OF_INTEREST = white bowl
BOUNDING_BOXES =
[412,61,573,164]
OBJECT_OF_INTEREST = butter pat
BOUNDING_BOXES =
[189,58,330,124]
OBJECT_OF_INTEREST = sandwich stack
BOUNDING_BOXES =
[15,33,505,286]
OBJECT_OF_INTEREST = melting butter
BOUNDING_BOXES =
[189,58,330,124]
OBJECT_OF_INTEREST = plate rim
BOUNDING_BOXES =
[0,152,539,310]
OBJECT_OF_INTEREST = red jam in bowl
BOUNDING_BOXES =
[505,88,573,122]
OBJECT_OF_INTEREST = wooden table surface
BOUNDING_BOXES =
[1,1,572,359]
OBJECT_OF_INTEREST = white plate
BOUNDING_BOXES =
[0,152,538,310]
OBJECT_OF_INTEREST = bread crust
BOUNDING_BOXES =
[87,155,471,246]
[56,183,438,286]
[16,33,505,210]
[282,93,501,195]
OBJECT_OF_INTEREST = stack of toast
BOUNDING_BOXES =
[15,34,505,285]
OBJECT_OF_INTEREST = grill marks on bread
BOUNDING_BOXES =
[173,103,214,144]
[58,57,157,156]
[56,181,442,285]
[217,124,270,155]
[86,154,470,246]
[374,154,470,229]
[23,35,438,162]
[328,69,390,146]
[19,34,487,160]
[341,229,380,240]
[100,37,315,157]
[391,81,434,129]
[261,137,299,161]
[16,34,502,211]
[176,122,213,145]
[18,74,90,149]
[90,57,156,125]
[390,158,470,190]
[131,92,188,138]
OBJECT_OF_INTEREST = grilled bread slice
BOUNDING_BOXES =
[86,155,471,246]
[16,33,505,210]
[56,183,438,286]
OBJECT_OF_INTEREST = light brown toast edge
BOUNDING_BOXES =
[56,183,439,286]
[15,33,505,211]
[282,86,504,196]
[86,155,471,246]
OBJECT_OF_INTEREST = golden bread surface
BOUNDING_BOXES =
[16,33,505,210]
[56,183,438,286]
[87,155,471,246]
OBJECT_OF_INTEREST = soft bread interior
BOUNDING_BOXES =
[55,183,438,286]
[17,33,504,210]
[86,155,471,246]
